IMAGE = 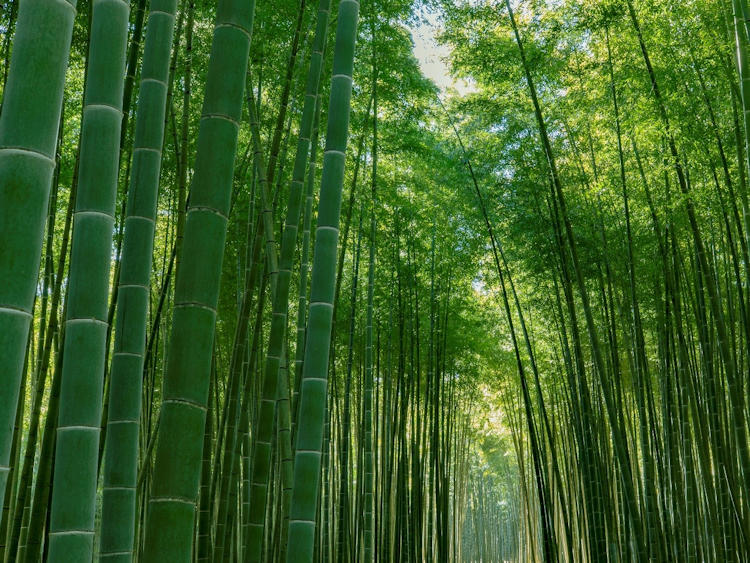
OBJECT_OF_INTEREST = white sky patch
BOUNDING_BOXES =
[407,11,476,97]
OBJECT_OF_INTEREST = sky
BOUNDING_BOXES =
[407,9,475,96]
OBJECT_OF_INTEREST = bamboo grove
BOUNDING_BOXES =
[3,0,750,561]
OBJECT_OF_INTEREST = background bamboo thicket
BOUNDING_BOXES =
[3,0,750,561]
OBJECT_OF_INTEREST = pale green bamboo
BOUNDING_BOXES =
[0,0,77,511]
[286,1,360,559]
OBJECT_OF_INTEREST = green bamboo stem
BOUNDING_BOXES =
[0,0,77,512]
[362,46,377,562]
[286,98,323,561]
[141,1,254,559]
[336,203,363,562]
[46,2,129,559]
[292,96,322,438]
[287,1,359,558]
[99,2,179,558]
[22,312,66,563]
[245,1,332,559]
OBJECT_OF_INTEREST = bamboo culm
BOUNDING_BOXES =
[286,0,360,559]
